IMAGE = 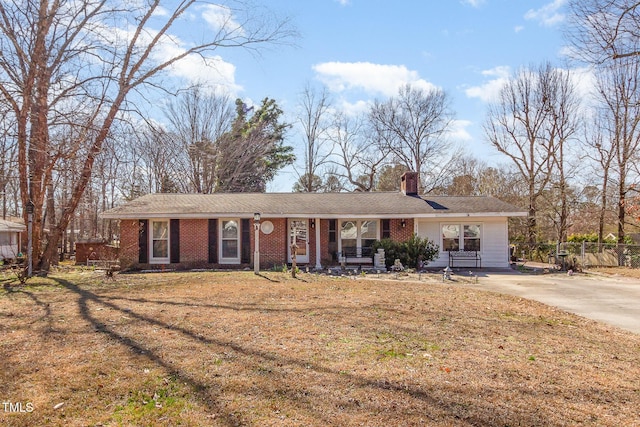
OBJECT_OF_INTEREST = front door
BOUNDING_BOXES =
[288,219,309,264]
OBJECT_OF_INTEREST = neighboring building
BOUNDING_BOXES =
[75,239,119,265]
[0,218,25,261]
[101,172,527,270]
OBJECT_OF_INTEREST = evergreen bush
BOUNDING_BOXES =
[372,234,439,269]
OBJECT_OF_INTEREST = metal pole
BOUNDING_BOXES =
[27,201,34,277]
[1,190,5,220]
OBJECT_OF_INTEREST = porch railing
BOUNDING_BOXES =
[339,246,374,259]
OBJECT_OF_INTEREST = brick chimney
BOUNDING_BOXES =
[401,171,419,196]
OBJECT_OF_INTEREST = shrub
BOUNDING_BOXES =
[372,234,439,269]
[568,233,621,244]
[568,233,599,243]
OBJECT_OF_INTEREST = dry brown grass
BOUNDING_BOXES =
[587,266,640,279]
[1,270,639,426]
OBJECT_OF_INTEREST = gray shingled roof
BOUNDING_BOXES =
[101,192,526,219]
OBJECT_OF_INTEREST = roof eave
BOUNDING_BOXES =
[101,211,529,220]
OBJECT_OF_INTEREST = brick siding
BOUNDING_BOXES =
[118,217,416,271]
[119,219,139,269]
[253,218,288,269]
[179,219,208,265]
[389,218,414,242]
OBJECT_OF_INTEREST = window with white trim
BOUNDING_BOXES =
[150,220,169,263]
[442,224,481,252]
[340,219,379,257]
[220,219,240,263]
[0,232,14,246]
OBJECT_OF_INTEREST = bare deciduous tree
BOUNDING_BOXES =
[163,87,234,194]
[584,111,618,243]
[0,0,293,272]
[328,112,388,192]
[369,83,455,193]
[594,61,640,241]
[442,156,485,196]
[567,0,640,63]
[544,67,581,243]
[295,83,333,192]
[567,0,640,241]
[0,107,18,219]
[484,63,579,245]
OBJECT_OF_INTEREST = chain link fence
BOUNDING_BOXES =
[511,242,640,269]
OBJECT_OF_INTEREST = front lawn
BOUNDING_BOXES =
[1,270,639,426]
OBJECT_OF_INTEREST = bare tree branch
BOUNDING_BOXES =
[0,0,295,272]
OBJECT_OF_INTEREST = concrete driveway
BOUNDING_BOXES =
[461,270,640,335]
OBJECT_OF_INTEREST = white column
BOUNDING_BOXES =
[254,225,260,274]
[253,215,260,274]
[315,217,322,269]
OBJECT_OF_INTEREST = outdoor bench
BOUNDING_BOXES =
[338,247,373,266]
[86,259,119,269]
[448,250,481,268]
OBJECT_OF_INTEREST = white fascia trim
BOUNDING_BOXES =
[103,211,528,220]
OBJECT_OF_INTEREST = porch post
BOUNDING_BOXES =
[315,217,322,270]
[253,213,260,274]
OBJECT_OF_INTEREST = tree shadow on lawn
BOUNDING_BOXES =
[50,277,573,425]
[97,294,326,313]
[2,285,58,335]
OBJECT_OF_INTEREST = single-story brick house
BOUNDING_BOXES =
[101,172,526,270]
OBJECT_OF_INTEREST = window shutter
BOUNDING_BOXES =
[241,218,251,264]
[138,220,148,264]
[208,219,218,263]
[382,219,391,239]
[170,219,180,264]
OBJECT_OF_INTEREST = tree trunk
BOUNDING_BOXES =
[618,184,626,242]
[528,178,538,246]
[559,181,568,243]
[527,205,537,246]
[617,162,628,243]
[37,94,127,271]
[598,169,609,244]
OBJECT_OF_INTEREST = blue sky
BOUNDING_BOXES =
[157,0,573,190]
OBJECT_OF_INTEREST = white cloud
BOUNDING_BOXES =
[111,23,241,97]
[335,0,350,5]
[568,66,597,104]
[337,99,370,116]
[461,0,485,8]
[514,25,524,33]
[464,66,511,102]
[312,61,437,97]
[447,119,473,142]
[169,53,241,96]
[152,6,169,17]
[524,0,567,27]
[200,4,245,35]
